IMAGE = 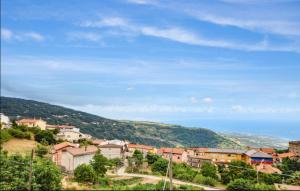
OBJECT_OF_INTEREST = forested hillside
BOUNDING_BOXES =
[1,96,238,148]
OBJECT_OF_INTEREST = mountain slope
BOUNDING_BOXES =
[0,96,238,148]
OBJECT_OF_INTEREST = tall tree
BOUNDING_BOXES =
[90,150,108,177]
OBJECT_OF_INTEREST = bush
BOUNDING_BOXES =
[35,145,48,157]
[201,162,218,180]
[0,130,11,143]
[146,152,160,165]
[172,163,197,182]
[74,164,96,183]
[227,178,252,191]
[151,158,168,175]
[34,130,56,145]
[193,174,218,186]
[251,183,276,191]
[8,128,31,139]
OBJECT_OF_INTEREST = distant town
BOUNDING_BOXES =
[1,113,299,190]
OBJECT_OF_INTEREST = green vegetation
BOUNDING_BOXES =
[227,179,276,191]
[74,164,96,183]
[0,151,62,190]
[1,96,238,148]
[200,162,218,180]
[90,150,108,177]
[35,145,48,157]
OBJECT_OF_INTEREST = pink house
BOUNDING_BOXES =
[51,142,78,165]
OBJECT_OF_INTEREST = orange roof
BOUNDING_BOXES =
[251,147,275,154]
[92,139,105,145]
[159,148,185,155]
[65,145,98,156]
[278,152,296,158]
[53,142,77,151]
[128,143,153,150]
[189,147,209,152]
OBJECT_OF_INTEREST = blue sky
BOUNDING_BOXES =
[1,0,300,138]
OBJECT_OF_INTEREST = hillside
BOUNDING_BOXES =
[0,96,238,148]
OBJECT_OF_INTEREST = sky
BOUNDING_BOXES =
[1,0,300,139]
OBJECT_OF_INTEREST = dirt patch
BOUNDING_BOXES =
[2,138,37,156]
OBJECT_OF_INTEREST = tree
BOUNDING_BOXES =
[32,158,62,190]
[151,158,168,175]
[35,145,48,157]
[146,152,160,165]
[34,130,56,145]
[201,162,218,180]
[74,164,96,183]
[0,151,62,190]
[193,174,218,186]
[251,183,276,191]
[132,150,144,167]
[221,160,256,184]
[90,150,108,177]
[227,178,252,191]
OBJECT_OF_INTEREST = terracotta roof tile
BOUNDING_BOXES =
[53,142,77,151]
[66,145,98,156]
[278,152,296,158]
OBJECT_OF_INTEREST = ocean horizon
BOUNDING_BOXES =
[166,119,300,140]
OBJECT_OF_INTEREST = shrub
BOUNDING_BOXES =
[146,152,160,165]
[151,158,168,175]
[251,183,276,191]
[8,128,31,139]
[227,178,252,191]
[173,163,197,182]
[193,174,218,186]
[0,129,11,143]
[35,145,48,157]
[201,162,218,180]
[74,164,96,183]
[34,130,56,145]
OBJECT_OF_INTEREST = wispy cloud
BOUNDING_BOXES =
[78,17,300,52]
[1,28,45,42]
[67,32,101,42]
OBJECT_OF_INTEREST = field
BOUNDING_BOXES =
[1,138,37,156]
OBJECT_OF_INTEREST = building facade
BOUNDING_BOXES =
[158,148,188,163]
[289,141,300,156]
[51,142,78,165]
[16,118,47,130]
[60,146,98,171]
[0,113,11,129]
[98,144,125,159]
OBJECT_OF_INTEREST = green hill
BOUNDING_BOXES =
[0,96,239,148]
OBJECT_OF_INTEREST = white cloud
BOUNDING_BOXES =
[127,87,134,91]
[190,97,199,104]
[80,17,300,52]
[80,17,129,28]
[231,105,300,113]
[23,32,44,41]
[202,97,213,104]
[1,28,13,40]
[1,28,44,42]
[127,0,157,5]
[67,32,101,42]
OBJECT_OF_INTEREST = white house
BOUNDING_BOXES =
[60,145,98,171]
[0,113,11,129]
[98,144,126,159]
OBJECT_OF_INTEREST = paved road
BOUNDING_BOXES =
[116,166,220,190]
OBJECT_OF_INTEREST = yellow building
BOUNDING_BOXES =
[17,118,47,130]
[190,148,246,164]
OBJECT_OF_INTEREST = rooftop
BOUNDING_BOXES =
[159,148,185,155]
[53,142,78,151]
[17,118,44,123]
[207,148,246,154]
[245,150,273,158]
[99,144,124,148]
[128,143,153,150]
[65,145,98,156]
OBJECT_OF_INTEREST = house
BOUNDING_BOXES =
[244,150,273,165]
[91,139,105,146]
[51,142,78,165]
[255,163,281,174]
[61,145,98,171]
[16,118,47,130]
[98,144,126,159]
[0,113,11,129]
[157,148,188,163]
[187,155,211,168]
[274,152,297,163]
[289,141,300,156]
[246,147,275,155]
[127,143,155,157]
[204,148,246,164]
[56,126,88,142]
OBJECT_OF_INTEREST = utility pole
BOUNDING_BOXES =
[169,153,173,191]
[28,149,34,191]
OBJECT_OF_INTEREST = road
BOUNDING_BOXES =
[116,166,220,190]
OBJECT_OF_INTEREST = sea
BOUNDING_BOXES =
[165,119,300,140]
